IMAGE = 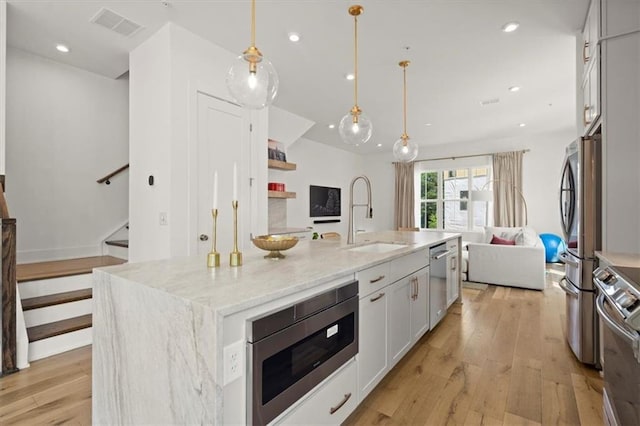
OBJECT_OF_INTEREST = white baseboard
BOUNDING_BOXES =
[17,245,103,264]
[23,299,92,328]
[28,327,92,362]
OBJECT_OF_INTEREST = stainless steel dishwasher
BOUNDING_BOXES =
[430,243,450,329]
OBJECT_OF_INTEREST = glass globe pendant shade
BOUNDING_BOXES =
[226,53,279,110]
[339,110,373,145]
[393,137,419,162]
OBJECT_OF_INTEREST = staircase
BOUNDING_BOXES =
[17,255,126,361]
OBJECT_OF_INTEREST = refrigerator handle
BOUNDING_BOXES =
[559,277,579,298]
[559,252,579,268]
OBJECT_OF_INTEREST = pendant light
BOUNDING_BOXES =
[226,0,278,109]
[339,5,372,145]
[392,61,419,162]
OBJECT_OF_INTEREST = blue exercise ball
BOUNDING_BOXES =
[539,233,566,263]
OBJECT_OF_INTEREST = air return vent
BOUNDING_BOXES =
[90,8,143,37]
[479,98,500,107]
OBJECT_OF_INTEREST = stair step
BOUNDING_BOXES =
[27,314,92,342]
[22,288,93,311]
[17,255,126,283]
[105,239,129,248]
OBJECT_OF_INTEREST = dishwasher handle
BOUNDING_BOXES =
[432,250,453,261]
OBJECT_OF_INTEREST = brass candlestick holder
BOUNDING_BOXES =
[230,200,243,266]
[207,209,220,268]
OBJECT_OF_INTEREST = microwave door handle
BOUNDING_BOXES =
[596,294,638,344]
[559,277,579,297]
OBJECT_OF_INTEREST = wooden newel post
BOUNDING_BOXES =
[1,218,18,375]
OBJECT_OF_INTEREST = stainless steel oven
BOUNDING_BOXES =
[593,266,640,426]
[247,281,358,425]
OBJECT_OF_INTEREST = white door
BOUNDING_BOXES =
[357,291,388,401]
[196,93,250,257]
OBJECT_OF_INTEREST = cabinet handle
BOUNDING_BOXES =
[451,257,457,271]
[583,41,590,63]
[370,293,385,302]
[583,105,592,126]
[369,275,385,284]
[329,393,352,415]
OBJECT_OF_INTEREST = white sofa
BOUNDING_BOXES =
[464,227,546,290]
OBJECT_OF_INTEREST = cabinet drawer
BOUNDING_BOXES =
[276,359,357,425]
[389,248,429,282]
[447,238,458,251]
[357,262,391,297]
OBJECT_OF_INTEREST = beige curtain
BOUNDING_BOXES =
[492,151,525,227]
[394,162,415,230]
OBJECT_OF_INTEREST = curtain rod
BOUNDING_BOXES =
[412,148,530,163]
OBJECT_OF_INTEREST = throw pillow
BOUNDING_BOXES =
[514,227,539,246]
[490,234,516,245]
[484,226,521,243]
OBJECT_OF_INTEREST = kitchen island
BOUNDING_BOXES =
[92,230,460,425]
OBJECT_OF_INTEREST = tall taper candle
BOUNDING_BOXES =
[213,171,218,210]
[233,162,238,201]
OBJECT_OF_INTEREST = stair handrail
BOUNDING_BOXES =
[97,164,129,185]
[0,178,18,375]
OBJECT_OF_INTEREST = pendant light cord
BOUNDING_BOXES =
[403,64,407,136]
[354,14,359,107]
[251,0,256,47]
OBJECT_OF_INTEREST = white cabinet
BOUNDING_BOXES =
[276,359,357,425]
[446,240,460,307]
[582,51,600,134]
[388,277,412,367]
[357,289,388,400]
[410,267,430,343]
[580,0,601,135]
[581,0,600,70]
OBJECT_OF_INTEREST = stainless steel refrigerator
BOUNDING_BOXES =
[558,135,601,366]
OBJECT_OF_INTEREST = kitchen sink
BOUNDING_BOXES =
[347,242,408,253]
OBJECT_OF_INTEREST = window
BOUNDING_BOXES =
[417,165,491,231]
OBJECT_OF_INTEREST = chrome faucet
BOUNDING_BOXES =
[347,175,373,244]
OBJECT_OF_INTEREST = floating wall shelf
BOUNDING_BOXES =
[268,160,297,171]
[268,191,296,199]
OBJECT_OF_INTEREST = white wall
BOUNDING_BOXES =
[129,23,269,262]
[280,137,367,237]
[6,47,129,262]
[0,0,6,174]
[363,128,575,237]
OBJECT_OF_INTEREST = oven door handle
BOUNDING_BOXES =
[596,293,638,345]
[559,277,579,298]
[558,252,579,268]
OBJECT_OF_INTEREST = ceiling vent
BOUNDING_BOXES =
[90,8,143,37]
[479,98,500,107]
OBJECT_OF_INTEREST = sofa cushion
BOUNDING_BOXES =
[484,226,520,243]
[490,234,516,245]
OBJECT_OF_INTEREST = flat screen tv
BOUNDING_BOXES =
[310,185,341,217]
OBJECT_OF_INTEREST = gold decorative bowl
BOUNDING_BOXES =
[252,235,299,259]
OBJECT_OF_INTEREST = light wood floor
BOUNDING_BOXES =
[0,266,602,425]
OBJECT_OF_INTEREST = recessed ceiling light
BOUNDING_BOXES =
[288,32,300,42]
[328,124,335,129]
[508,86,521,92]
[424,123,432,126]
[519,123,526,127]
[502,22,519,33]
[56,44,70,53]
[345,73,355,81]
[377,143,382,147]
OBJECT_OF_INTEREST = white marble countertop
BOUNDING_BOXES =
[96,230,459,316]
[596,251,640,268]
